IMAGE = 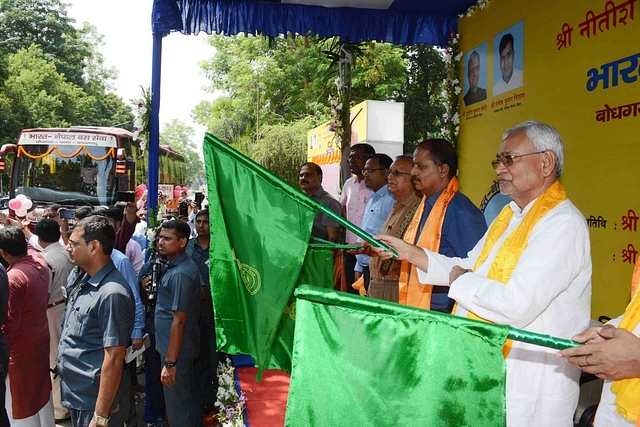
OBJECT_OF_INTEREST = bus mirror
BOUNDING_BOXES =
[116,147,126,160]
[0,144,16,157]
[116,159,127,175]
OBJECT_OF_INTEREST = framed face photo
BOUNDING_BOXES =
[463,42,488,107]
[493,20,524,96]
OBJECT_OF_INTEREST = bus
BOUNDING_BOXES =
[0,127,186,215]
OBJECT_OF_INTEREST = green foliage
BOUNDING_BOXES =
[398,44,447,151]
[195,33,449,178]
[0,0,134,145]
[252,117,316,187]
[159,119,206,189]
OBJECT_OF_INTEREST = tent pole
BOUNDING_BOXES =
[148,32,163,214]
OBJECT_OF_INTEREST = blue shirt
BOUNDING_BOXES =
[186,239,214,321]
[417,189,487,311]
[355,185,396,271]
[58,261,134,410]
[67,250,145,340]
[154,251,202,360]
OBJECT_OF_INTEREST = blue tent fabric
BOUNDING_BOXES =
[152,0,477,46]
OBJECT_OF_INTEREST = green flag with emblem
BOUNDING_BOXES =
[204,133,327,373]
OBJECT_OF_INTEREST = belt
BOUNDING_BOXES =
[47,299,65,309]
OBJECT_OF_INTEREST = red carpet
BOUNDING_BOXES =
[237,367,291,426]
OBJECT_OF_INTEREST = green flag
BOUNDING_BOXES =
[204,133,321,373]
[286,286,509,427]
[267,245,336,372]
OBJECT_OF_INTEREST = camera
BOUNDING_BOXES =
[145,258,162,314]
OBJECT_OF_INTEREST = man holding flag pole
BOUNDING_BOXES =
[373,120,592,426]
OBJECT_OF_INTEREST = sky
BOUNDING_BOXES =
[66,0,215,139]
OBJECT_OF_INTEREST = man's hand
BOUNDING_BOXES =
[449,266,470,285]
[131,338,144,351]
[141,275,152,292]
[558,325,640,380]
[371,235,411,260]
[161,365,177,387]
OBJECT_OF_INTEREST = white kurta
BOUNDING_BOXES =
[417,198,592,427]
[593,315,639,426]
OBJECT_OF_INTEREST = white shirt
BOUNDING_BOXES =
[340,176,373,244]
[593,315,639,426]
[418,198,592,427]
[493,68,524,96]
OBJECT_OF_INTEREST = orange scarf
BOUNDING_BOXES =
[398,177,459,309]
[612,258,640,423]
[457,181,566,357]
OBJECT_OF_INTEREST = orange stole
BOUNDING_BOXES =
[612,262,640,423]
[398,177,459,309]
[457,181,567,357]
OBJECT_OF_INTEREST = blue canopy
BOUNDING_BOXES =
[147,0,475,212]
[152,0,477,46]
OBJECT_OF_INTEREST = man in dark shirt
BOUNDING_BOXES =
[58,215,134,427]
[299,162,342,242]
[186,209,217,415]
[154,220,204,427]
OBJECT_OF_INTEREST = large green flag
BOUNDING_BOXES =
[204,133,321,372]
[286,286,510,427]
[267,245,335,372]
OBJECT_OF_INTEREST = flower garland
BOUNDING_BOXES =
[144,205,163,256]
[441,0,491,145]
[214,357,247,427]
[441,32,462,145]
[131,86,152,153]
[459,0,490,18]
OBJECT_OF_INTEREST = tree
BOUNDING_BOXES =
[252,117,316,187]
[0,45,95,144]
[397,44,447,150]
[0,0,92,88]
[159,119,205,189]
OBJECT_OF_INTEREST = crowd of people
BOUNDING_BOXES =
[0,118,637,426]
[0,191,215,427]
[300,120,640,427]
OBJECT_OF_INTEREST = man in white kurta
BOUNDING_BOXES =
[375,120,592,427]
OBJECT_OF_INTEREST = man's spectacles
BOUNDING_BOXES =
[491,151,546,169]
[387,170,412,177]
[362,167,386,174]
[348,154,369,161]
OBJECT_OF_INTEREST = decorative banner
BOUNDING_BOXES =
[458,0,640,317]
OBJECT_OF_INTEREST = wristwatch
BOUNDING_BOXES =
[164,360,177,369]
[93,413,110,426]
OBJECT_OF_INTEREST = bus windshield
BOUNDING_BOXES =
[12,144,117,206]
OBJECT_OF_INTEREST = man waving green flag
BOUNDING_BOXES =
[203,133,321,373]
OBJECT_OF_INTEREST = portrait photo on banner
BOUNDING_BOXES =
[493,20,525,97]
[463,41,489,107]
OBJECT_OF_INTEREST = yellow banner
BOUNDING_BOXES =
[458,0,639,317]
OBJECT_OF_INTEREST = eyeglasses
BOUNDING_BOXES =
[491,151,546,169]
[387,170,412,177]
[363,167,386,174]
[348,154,369,161]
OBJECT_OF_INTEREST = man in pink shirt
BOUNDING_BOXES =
[340,143,375,293]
